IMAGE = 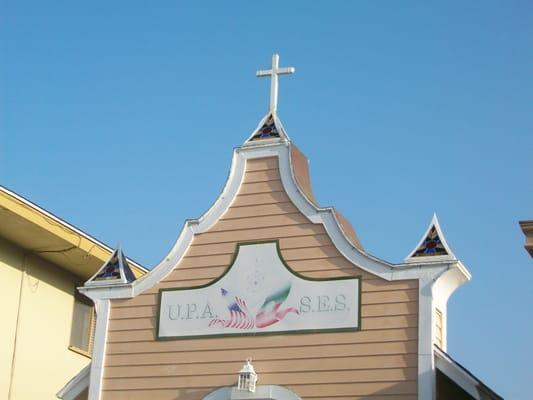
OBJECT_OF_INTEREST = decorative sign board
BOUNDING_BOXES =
[157,242,360,339]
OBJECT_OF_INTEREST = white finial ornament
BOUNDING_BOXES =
[237,358,258,392]
[256,54,295,114]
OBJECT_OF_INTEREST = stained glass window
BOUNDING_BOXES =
[94,254,121,280]
[412,226,448,257]
[89,248,136,285]
[250,115,280,141]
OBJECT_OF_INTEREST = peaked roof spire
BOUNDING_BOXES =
[405,213,456,262]
[85,245,136,286]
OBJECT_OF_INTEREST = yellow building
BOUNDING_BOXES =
[0,186,146,400]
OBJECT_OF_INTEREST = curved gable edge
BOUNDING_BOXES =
[80,141,468,301]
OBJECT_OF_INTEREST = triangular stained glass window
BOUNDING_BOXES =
[412,226,448,257]
[87,247,137,286]
[94,252,121,281]
[250,115,280,141]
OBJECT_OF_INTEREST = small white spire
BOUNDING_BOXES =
[256,54,295,114]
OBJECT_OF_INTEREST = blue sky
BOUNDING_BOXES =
[2,1,531,397]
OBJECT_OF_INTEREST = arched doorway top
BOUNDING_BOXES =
[203,385,301,400]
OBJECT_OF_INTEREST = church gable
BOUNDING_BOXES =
[156,155,372,286]
[104,150,419,399]
[76,54,480,400]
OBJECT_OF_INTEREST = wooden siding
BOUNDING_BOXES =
[102,156,418,399]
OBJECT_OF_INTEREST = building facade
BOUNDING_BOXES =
[62,55,501,400]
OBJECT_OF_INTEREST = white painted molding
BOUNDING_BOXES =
[204,385,301,400]
[434,347,481,399]
[432,261,471,351]
[80,142,472,303]
[87,299,110,400]
[56,364,90,400]
[418,274,437,400]
[203,387,232,400]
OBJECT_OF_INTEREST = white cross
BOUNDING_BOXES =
[256,54,295,114]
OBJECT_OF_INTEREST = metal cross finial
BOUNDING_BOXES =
[256,54,295,114]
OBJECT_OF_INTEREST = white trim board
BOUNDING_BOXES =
[434,346,503,400]
[204,385,301,400]
[86,300,110,400]
[56,364,90,400]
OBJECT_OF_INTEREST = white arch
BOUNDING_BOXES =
[203,385,301,400]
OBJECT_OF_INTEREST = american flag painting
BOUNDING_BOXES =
[209,288,255,329]
[209,285,299,330]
